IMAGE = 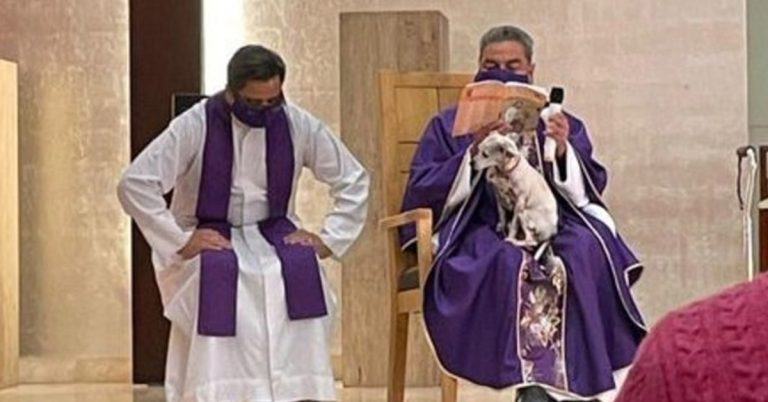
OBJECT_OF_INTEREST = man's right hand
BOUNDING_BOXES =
[471,119,513,155]
[178,229,233,260]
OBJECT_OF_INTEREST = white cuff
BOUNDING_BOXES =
[319,231,348,261]
[553,143,617,236]
[153,228,194,269]
[443,147,473,215]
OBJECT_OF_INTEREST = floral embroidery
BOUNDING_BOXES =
[519,253,567,389]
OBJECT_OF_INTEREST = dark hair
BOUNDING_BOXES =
[227,45,286,91]
[479,25,534,62]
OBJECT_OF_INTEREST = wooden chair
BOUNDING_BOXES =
[377,71,473,402]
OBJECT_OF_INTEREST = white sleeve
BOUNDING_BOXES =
[553,143,617,235]
[303,117,370,259]
[443,147,474,215]
[117,107,203,267]
[552,142,590,208]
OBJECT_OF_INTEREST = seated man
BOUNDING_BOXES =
[616,273,768,402]
[400,25,646,401]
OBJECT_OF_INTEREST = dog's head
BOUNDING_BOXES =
[474,132,522,171]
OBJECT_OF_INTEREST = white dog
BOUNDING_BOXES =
[474,131,559,248]
[474,131,565,283]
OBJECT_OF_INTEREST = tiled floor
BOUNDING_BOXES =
[0,383,519,402]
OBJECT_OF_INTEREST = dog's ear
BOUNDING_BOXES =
[504,139,521,156]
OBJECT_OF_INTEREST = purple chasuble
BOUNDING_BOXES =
[196,93,327,337]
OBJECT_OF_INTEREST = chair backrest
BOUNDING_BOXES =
[377,71,473,216]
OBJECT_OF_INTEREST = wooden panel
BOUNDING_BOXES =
[380,71,473,219]
[438,87,464,110]
[399,172,411,199]
[397,142,419,174]
[340,11,449,387]
[379,71,402,218]
[0,59,19,389]
[386,71,474,88]
[395,88,439,142]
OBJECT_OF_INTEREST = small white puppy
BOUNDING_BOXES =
[475,131,565,284]
[474,131,558,248]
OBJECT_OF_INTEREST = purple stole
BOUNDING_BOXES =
[195,93,327,337]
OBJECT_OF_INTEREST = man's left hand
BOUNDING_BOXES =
[284,229,333,259]
[546,113,570,158]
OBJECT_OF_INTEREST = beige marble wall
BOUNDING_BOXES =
[748,0,768,146]
[0,0,131,383]
[240,0,748,329]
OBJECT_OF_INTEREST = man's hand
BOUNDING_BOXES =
[545,113,570,158]
[284,229,333,260]
[471,119,513,155]
[178,229,233,260]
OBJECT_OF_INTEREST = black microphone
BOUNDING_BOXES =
[550,87,564,105]
[541,87,565,162]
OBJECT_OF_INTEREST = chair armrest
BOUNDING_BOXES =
[379,208,433,230]
[380,208,434,289]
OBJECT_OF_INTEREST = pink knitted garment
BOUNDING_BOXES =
[616,274,768,402]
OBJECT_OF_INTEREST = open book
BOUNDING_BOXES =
[452,80,549,137]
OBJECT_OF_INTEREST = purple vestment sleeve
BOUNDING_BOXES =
[563,114,608,197]
[400,108,472,246]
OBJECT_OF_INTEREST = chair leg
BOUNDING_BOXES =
[441,372,458,402]
[387,311,410,402]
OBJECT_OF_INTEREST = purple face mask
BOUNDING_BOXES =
[473,68,530,84]
[231,94,285,128]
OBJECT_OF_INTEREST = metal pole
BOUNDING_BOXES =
[744,148,758,281]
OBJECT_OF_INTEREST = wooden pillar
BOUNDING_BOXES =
[0,59,19,389]
[130,0,202,383]
[340,11,449,387]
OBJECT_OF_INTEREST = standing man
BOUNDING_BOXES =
[118,45,369,402]
[400,26,646,401]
